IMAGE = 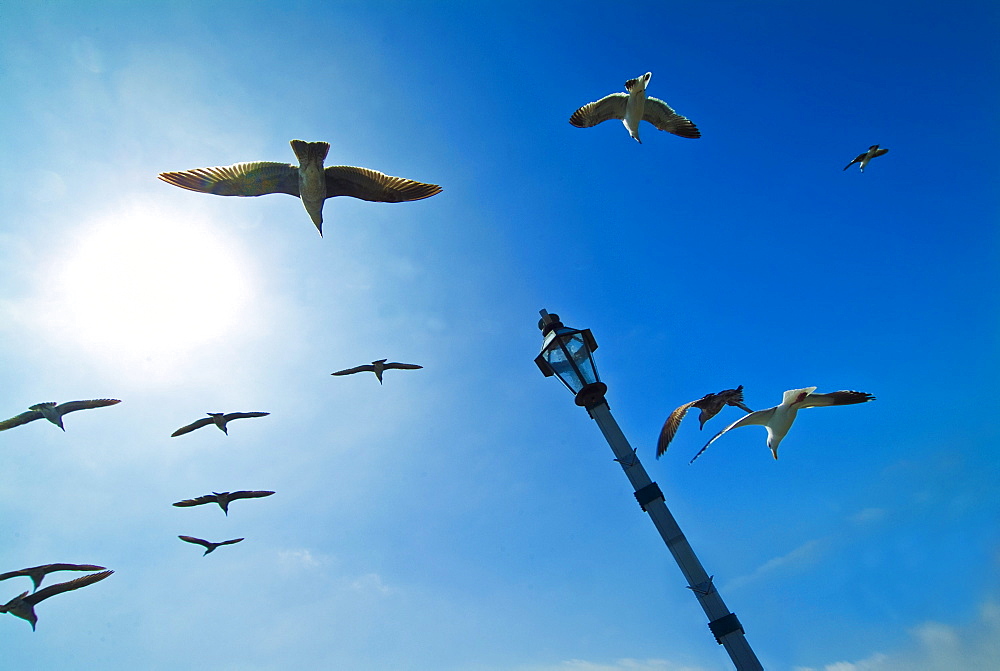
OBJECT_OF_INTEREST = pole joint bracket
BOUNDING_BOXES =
[708,612,745,644]
[633,482,664,512]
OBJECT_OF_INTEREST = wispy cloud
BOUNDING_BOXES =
[726,538,826,590]
[348,571,391,595]
[516,659,709,671]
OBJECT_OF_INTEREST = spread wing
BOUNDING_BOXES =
[26,570,113,605]
[178,536,212,548]
[642,97,701,138]
[0,410,42,431]
[690,407,777,464]
[324,166,441,202]
[218,538,245,546]
[799,391,875,408]
[656,400,698,458]
[569,93,628,128]
[171,417,214,437]
[55,399,121,414]
[843,153,867,170]
[173,494,218,508]
[159,162,300,197]
[873,148,889,157]
[384,363,422,370]
[221,412,270,422]
[331,364,375,376]
[228,490,275,501]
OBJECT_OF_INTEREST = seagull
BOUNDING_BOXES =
[843,144,888,172]
[569,72,701,143]
[0,570,113,630]
[178,536,245,556]
[331,359,423,384]
[172,490,275,515]
[690,387,875,463]
[0,399,121,432]
[0,564,107,592]
[170,412,270,437]
[656,386,753,458]
[158,140,442,236]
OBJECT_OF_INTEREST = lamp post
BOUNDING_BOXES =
[535,309,763,671]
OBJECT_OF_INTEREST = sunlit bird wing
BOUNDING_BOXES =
[642,97,701,138]
[25,570,114,606]
[798,391,875,408]
[171,417,215,437]
[172,494,219,508]
[324,166,441,202]
[569,93,628,128]
[159,162,300,196]
[690,407,777,464]
[54,399,121,414]
[228,490,275,501]
[221,412,270,422]
[383,363,423,370]
[656,400,699,458]
[0,410,43,431]
[331,365,376,376]
[843,153,867,170]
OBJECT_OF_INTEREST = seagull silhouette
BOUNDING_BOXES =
[331,359,423,384]
[569,72,701,143]
[690,387,875,463]
[843,144,888,172]
[0,564,107,592]
[656,386,753,458]
[0,399,120,432]
[171,412,270,437]
[172,490,275,515]
[0,570,113,630]
[178,536,245,556]
[158,140,442,236]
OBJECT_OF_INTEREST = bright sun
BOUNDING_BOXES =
[46,202,253,365]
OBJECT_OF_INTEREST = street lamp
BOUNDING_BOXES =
[535,309,763,671]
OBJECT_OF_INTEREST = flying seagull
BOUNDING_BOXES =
[0,564,107,592]
[158,140,442,236]
[331,359,423,384]
[0,570,113,630]
[172,490,275,515]
[690,387,875,463]
[0,399,121,432]
[178,536,245,556]
[569,72,701,143]
[656,386,753,458]
[171,412,270,437]
[843,144,888,172]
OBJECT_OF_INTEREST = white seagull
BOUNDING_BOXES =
[331,359,423,384]
[569,72,701,143]
[0,399,121,432]
[843,144,889,172]
[171,412,270,437]
[690,387,875,463]
[158,140,442,236]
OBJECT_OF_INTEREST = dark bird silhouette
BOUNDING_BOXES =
[569,72,701,143]
[331,359,423,384]
[173,490,275,515]
[690,387,875,463]
[0,564,107,592]
[843,144,889,172]
[0,570,113,630]
[178,536,245,556]
[171,412,269,437]
[0,399,120,432]
[656,386,753,458]
[158,140,442,236]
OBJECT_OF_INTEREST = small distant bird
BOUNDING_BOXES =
[178,536,245,556]
[0,564,107,592]
[0,570,113,630]
[170,412,270,437]
[173,490,275,515]
[690,387,875,463]
[331,359,423,384]
[656,386,753,458]
[569,72,701,143]
[158,140,442,236]
[0,399,121,432]
[843,144,888,172]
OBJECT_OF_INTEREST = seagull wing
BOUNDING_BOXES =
[171,417,215,437]
[331,364,375,376]
[569,93,629,128]
[690,407,777,464]
[219,538,245,546]
[0,569,28,581]
[221,412,270,422]
[798,391,875,408]
[178,536,212,549]
[31,563,105,574]
[55,399,121,415]
[873,148,889,157]
[843,153,866,170]
[324,166,441,203]
[383,363,423,370]
[656,400,698,458]
[173,494,218,508]
[159,162,300,197]
[642,97,701,138]
[0,410,42,431]
[26,570,113,605]
[228,490,275,501]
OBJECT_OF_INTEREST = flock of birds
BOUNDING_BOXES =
[3,71,879,631]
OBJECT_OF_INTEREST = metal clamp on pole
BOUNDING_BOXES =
[633,482,664,512]
[708,612,745,644]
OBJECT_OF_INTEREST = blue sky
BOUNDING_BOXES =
[1,1,998,669]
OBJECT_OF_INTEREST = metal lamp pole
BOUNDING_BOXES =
[535,310,763,671]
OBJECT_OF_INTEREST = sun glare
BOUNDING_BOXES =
[47,204,253,364]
